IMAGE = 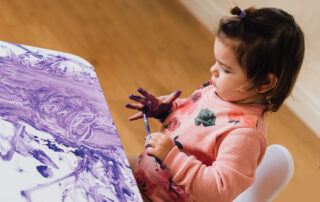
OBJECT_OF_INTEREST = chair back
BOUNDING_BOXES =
[233,144,294,202]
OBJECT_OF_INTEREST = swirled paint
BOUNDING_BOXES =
[0,42,142,202]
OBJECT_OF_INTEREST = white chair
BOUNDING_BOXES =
[233,144,294,202]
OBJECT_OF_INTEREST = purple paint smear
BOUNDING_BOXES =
[0,42,142,202]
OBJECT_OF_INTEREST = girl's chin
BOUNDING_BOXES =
[215,92,228,101]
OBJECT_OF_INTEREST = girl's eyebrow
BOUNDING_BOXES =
[217,59,232,69]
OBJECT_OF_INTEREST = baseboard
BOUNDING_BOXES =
[285,84,320,138]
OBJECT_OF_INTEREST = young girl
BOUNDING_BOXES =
[126,6,304,202]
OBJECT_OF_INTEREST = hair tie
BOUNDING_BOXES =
[238,9,246,19]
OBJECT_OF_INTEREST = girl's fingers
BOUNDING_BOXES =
[164,90,181,103]
[137,88,157,102]
[145,139,156,148]
[128,94,147,105]
[125,103,144,110]
[146,147,155,156]
[128,112,143,121]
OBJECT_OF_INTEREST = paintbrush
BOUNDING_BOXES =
[142,107,159,171]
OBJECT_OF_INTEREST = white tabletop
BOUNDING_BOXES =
[0,41,142,202]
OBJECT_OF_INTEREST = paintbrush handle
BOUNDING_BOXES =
[142,110,160,171]
[142,111,151,135]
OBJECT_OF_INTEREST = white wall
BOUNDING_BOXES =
[179,0,320,138]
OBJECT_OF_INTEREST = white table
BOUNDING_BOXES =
[0,41,142,202]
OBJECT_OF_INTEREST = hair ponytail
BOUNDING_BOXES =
[230,7,245,18]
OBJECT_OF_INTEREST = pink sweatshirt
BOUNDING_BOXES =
[133,81,268,202]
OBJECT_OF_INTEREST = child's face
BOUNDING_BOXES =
[210,37,260,104]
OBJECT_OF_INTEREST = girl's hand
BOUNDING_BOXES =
[145,132,175,161]
[125,88,181,121]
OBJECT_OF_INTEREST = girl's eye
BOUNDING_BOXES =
[218,61,231,73]
[222,67,231,73]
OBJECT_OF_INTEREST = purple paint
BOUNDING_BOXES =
[44,139,64,152]
[36,165,53,178]
[126,87,181,122]
[0,42,142,202]
[31,149,59,169]
[72,149,84,158]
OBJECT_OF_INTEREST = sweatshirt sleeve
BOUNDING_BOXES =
[163,128,266,201]
[172,98,188,110]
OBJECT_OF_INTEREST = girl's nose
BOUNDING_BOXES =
[210,64,219,77]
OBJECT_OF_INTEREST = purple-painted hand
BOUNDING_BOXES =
[125,88,181,121]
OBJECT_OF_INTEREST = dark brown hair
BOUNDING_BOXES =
[217,7,305,112]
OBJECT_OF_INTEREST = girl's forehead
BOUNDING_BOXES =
[214,37,237,58]
[215,35,240,51]
[214,36,244,70]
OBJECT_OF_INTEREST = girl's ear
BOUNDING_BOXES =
[257,73,278,94]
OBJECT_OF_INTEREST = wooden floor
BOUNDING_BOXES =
[1,0,319,201]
